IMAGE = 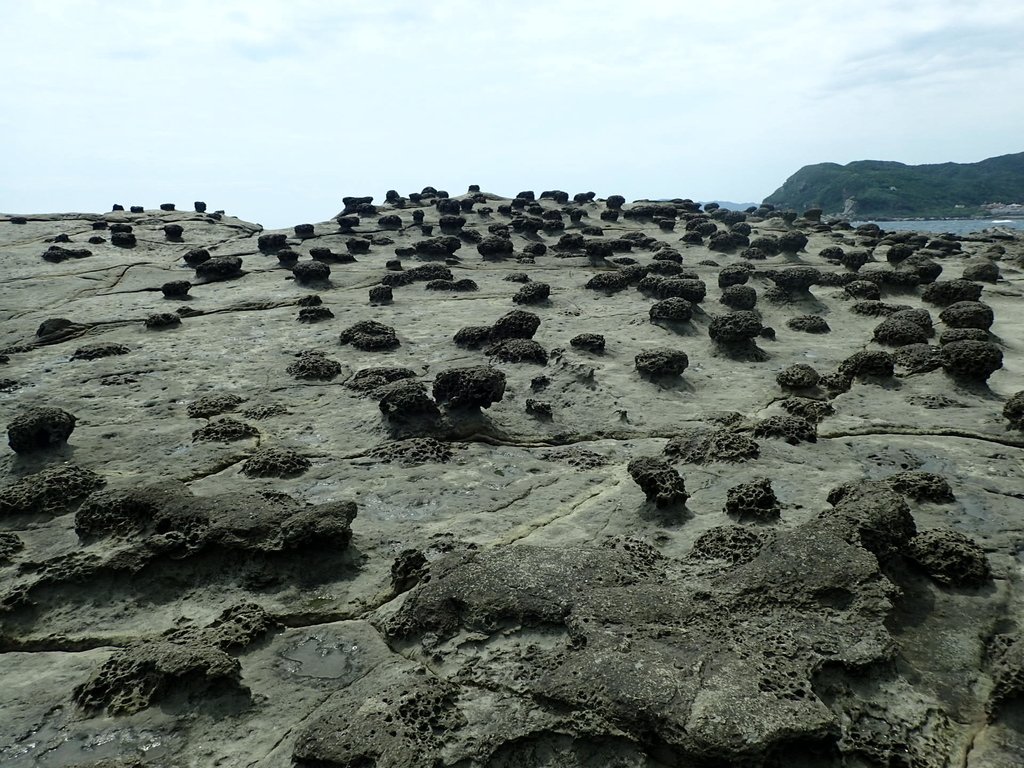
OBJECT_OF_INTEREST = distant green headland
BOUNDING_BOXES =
[763,152,1024,219]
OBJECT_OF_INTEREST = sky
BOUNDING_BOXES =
[2,0,1023,227]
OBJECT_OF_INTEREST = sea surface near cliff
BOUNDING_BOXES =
[853,217,1024,235]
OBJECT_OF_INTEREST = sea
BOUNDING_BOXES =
[851,218,1024,236]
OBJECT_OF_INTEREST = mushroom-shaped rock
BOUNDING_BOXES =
[512,282,550,305]
[873,316,928,347]
[570,333,605,353]
[886,470,955,503]
[719,284,757,310]
[649,297,693,322]
[940,340,1002,382]
[1004,391,1024,430]
[776,364,820,390]
[718,265,751,288]
[786,315,830,334]
[627,456,688,507]
[477,236,514,258]
[485,339,548,364]
[921,279,983,307]
[939,301,994,330]
[433,366,506,410]
[7,407,77,453]
[709,311,763,345]
[339,321,400,351]
[664,427,760,464]
[962,260,1000,283]
[823,483,916,559]
[292,260,331,284]
[769,267,820,294]
[908,528,992,587]
[0,463,104,517]
[161,280,192,298]
[195,255,242,280]
[635,348,689,377]
[378,381,442,425]
[845,280,881,300]
[145,312,181,329]
[838,350,895,379]
[725,478,781,521]
[490,310,540,341]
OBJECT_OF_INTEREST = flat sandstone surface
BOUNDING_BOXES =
[1,193,1023,767]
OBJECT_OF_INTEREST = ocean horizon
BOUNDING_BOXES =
[852,217,1024,235]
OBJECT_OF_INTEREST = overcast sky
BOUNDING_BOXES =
[2,1,1022,227]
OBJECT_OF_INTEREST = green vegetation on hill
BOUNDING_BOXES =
[764,152,1024,218]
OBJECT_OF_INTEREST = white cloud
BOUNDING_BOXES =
[2,0,1022,225]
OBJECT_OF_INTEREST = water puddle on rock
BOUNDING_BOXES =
[2,708,172,767]
[278,634,363,683]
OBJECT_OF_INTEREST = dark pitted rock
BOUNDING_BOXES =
[368,437,454,467]
[336,215,360,230]
[187,393,245,418]
[485,338,548,364]
[74,638,245,716]
[635,348,689,377]
[939,301,994,330]
[291,260,331,284]
[903,254,943,283]
[7,406,77,453]
[195,255,242,280]
[192,418,259,443]
[962,260,1000,283]
[770,267,820,294]
[161,279,191,298]
[777,231,808,253]
[753,414,816,444]
[885,243,916,264]
[242,447,311,478]
[726,478,781,521]
[433,366,506,410]
[297,306,334,323]
[886,470,955,503]
[369,284,393,304]
[512,282,550,305]
[163,223,183,240]
[453,325,493,349]
[585,271,630,293]
[490,309,540,341]
[908,528,991,587]
[646,260,688,276]
[347,367,418,394]
[873,316,928,347]
[922,279,983,307]
[0,532,24,562]
[412,236,461,258]
[570,333,605,353]
[345,237,371,254]
[42,245,92,262]
[688,525,769,565]
[860,267,921,292]
[718,265,751,288]
[642,276,707,302]
[719,284,757,310]
[606,194,626,210]
[297,294,322,307]
[504,272,531,283]
[109,231,136,247]
[816,271,859,287]
[776,363,820,390]
[286,350,343,381]
[844,281,881,302]
[600,209,620,221]
[822,482,916,559]
[339,320,400,351]
[748,235,781,255]
[378,381,442,426]
[1004,391,1024,430]
[525,399,553,418]
[649,297,693,322]
[71,343,130,361]
[850,300,910,317]
[786,315,830,334]
[779,396,835,423]
[258,233,288,252]
[939,327,989,345]
[838,350,895,379]
[0,463,104,517]
[424,278,478,292]
[145,312,181,329]
[840,250,871,271]
[709,311,762,344]
[893,343,944,374]
[183,247,211,266]
[627,456,688,507]
[377,214,403,229]
[940,340,1002,381]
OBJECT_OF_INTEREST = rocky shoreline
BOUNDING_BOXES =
[2,190,1023,767]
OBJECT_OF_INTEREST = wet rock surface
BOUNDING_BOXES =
[0,198,1022,766]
